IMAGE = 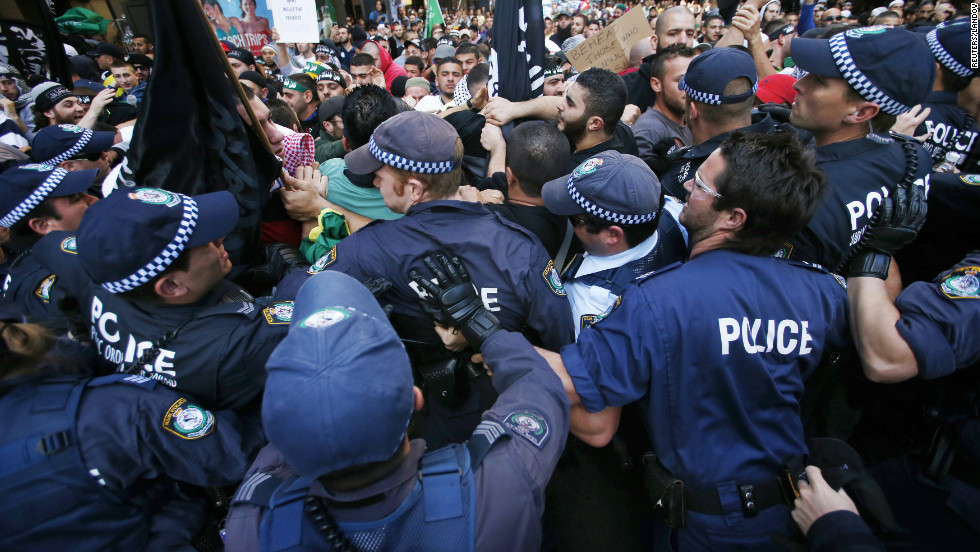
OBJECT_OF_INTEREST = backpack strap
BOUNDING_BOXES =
[420,446,464,522]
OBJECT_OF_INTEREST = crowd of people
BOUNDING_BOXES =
[0,0,977,550]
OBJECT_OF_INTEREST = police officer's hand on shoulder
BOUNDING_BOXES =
[409,253,501,349]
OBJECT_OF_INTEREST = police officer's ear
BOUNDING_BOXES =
[154,273,189,301]
[405,176,426,202]
[844,102,878,125]
[413,386,424,411]
[26,216,56,236]
[721,207,747,232]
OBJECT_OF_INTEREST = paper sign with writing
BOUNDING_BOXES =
[270,0,319,44]
[567,8,653,74]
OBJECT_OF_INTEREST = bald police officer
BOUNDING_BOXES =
[224,270,569,551]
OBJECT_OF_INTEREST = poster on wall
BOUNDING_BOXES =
[198,0,274,56]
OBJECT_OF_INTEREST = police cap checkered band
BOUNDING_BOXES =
[43,128,94,165]
[828,32,908,115]
[99,194,199,293]
[368,136,458,173]
[0,165,64,228]
[927,29,972,78]
[682,80,759,106]
[565,175,658,224]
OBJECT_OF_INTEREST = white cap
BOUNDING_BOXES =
[888,0,904,8]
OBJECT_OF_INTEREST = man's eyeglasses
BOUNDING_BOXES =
[821,15,843,21]
[693,170,723,198]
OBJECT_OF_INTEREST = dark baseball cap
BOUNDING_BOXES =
[927,20,973,78]
[542,151,662,224]
[345,110,460,175]
[228,48,256,67]
[76,188,238,294]
[31,124,115,165]
[318,96,346,125]
[125,53,154,68]
[0,164,98,228]
[263,271,413,479]
[679,47,758,105]
[238,70,267,90]
[790,26,935,115]
[88,42,124,59]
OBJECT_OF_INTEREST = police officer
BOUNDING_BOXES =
[657,47,785,199]
[542,151,688,337]
[224,270,569,551]
[295,110,573,447]
[0,164,100,330]
[916,21,977,170]
[846,181,979,550]
[539,151,688,551]
[30,187,291,412]
[786,26,934,270]
[536,132,851,550]
[0,303,265,551]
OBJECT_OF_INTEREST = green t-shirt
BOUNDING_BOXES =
[321,158,402,222]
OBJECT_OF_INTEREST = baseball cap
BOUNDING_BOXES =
[541,151,662,224]
[76,188,238,293]
[125,53,154,68]
[679,47,758,105]
[318,96,346,125]
[238,70,267,90]
[32,82,74,113]
[88,42,124,59]
[433,44,456,60]
[888,0,904,8]
[263,271,414,479]
[31,124,115,165]
[228,48,256,67]
[791,26,936,115]
[755,73,798,105]
[345,110,459,175]
[0,164,98,228]
[927,21,974,78]
[316,69,345,88]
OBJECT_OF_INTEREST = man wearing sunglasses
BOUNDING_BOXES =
[817,8,843,27]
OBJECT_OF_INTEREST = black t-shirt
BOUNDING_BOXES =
[568,121,639,171]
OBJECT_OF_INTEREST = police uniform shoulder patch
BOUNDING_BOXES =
[959,175,980,186]
[773,242,794,259]
[542,260,566,296]
[162,398,215,440]
[308,246,337,274]
[580,314,599,331]
[263,301,294,324]
[60,236,77,254]
[34,274,56,303]
[502,410,550,448]
[833,274,847,290]
[573,157,603,177]
[940,266,980,299]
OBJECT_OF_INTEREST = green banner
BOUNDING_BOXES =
[425,0,444,38]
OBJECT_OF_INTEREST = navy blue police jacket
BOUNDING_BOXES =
[2,247,69,331]
[223,331,570,552]
[29,231,292,412]
[560,250,850,540]
[297,199,574,350]
[786,133,933,270]
[894,251,980,380]
[0,371,264,552]
[916,91,979,169]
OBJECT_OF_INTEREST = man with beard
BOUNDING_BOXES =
[633,45,696,172]
[30,83,85,131]
[0,63,33,137]
[559,68,637,170]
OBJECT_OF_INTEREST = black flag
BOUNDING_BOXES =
[0,0,71,85]
[122,0,280,272]
[487,0,546,101]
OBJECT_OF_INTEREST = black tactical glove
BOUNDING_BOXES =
[409,253,502,349]
[848,179,928,279]
[248,243,311,285]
